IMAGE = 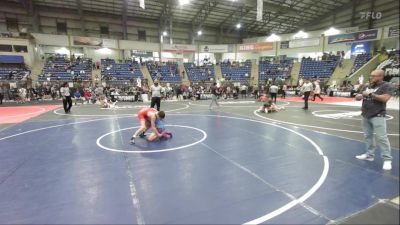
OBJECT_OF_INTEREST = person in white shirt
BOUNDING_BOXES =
[282,84,287,99]
[269,83,279,103]
[241,84,247,99]
[312,81,324,101]
[60,82,72,113]
[300,79,313,110]
[150,80,162,111]
[18,87,27,103]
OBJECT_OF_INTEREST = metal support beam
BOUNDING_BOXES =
[169,17,173,44]
[350,0,357,27]
[26,0,40,33]
[217,26,223,44]
[190,24,195,44]
[332,13,336,25]
[122,0,128,40]
[191,0,219,27]
[76,0,86,36]
[301,0,358,30]
[368,0,375,29]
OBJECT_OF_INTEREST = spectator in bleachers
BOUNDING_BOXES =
[84,88,92,104]
[73,90,82,105]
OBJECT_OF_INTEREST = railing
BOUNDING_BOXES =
[346,54,383,84]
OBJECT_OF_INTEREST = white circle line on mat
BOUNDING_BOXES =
[188,101,290,108]
[311,110,394,121]
[53,104,190,117]
[0,113,328,224]
[96,125,207,153]
[253,110,399,136]
[156,113,328,224]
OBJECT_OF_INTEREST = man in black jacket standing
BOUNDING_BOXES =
[355,69,394,171]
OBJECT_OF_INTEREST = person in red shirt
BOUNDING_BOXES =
[130,107,165,144]
[83,89,92,104]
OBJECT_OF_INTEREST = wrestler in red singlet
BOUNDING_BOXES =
[130,108,165,144]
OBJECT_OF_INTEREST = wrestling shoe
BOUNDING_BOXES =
[355,154,374,161]
[383,161,392,171]
[130,137,135,144]
[139,132,146,138]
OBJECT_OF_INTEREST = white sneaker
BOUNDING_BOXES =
[355,154,374,161]
[383,161,392,171]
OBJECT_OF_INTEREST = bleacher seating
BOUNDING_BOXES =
[184,63,214,82]
[353,53,372,72]
[259,59,293,81]
[38,55,92,81]
[221,60,251,82]
[378,49,399,77]
[101,59,143,81]
[0,64,30,80]
[299,57,338,78]
[146,61,181,83]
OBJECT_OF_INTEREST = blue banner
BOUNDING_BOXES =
[0,55,24,63]
[351,42,371,56]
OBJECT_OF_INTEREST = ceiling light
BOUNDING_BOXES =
[55,47,69,55]
[293,30,308,39]
[179,0,189,5]
[236,23,241,29]
[96,47,112,54]
[266,33,280,42]
[324,27,340,36]
[162,31,168,36]
[197,30,202,36]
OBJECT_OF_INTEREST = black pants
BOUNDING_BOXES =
[270,93,277,103]
[0,93,3,104]
[303,91,310,109]
[151,97,161,111]
[312,93,323,101]
[282,91,286,99]
[63,96,72,113]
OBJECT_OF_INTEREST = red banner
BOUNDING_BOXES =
[238,42,273,52]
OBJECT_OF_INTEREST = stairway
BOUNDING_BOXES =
[328,58,355,86]
[289,62,301,86]
[92,69,101,85]
[250,59,259,86]
[30,60,45,82]
[140,65,154,87]
[178,63,190,86]
[346,54,383,84]
[214,64,222,81]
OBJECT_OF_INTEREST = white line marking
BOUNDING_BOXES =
[161,113,329,224]
[0,117,129,141]
[53,104,190,117]
[189,101,290,108]
[0,113,328,224]
[312,110,394,121]
[253,111,399,136]
[96,125,207,153]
